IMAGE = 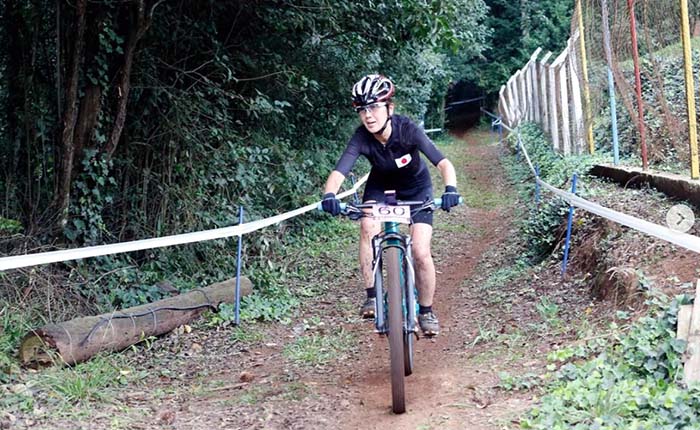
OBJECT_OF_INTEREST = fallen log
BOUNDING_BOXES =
[19,277,252,366]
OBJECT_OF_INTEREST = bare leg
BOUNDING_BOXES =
[410,223,435,307]
[359,216,382,289]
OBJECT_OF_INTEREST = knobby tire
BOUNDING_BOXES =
[404,332,414,376]
[386,247,406,414]
[403,253,415,377]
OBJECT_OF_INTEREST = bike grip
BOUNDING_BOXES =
[315,202,348,212]
[433,197,464,207]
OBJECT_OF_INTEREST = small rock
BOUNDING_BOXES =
[239,371,255,382]
[10,384,29,396]
[158,409,176,425]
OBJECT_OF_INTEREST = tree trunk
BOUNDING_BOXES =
[53,0,87,225]
[19,277,253,366]
[520,0,530,41]
[73,84,103,158]
[4,2,23,217]
[105,0,152,158]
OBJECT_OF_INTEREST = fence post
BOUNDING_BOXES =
[529,48,542,123]
[540,52,553,133]
[535,165,541,207]
[554,47,571,155]
[498,116,503,144]
[576,0,595,154]
[680,0,700,179]
[525,60,533,122]
[601,0,620,165]
[548,57,559,151]
[518,69,527,123]
[561,174,578,276]
[525,57,537,122]
[569,32,585,154]
[499,85,511,128]
[234,205,244,325]
[508,74,517,125]
[627,0,648,170]
[512,75,520,124]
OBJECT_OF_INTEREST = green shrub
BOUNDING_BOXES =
[521,294,700,430]
[505,122,602,262]
[0,217,22,235]
[0,308,29,383]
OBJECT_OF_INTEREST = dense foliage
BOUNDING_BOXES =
[522,294,700,430]
[0,0,489,309]
[474,0,573,94]
[504,123,602,262]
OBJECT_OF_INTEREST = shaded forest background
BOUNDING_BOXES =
[0,0,573,317]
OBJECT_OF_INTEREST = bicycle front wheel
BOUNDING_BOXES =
[386,247,406,414]
[404,331,414,376]
[403,251,415,377]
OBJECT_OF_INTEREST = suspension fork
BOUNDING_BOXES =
[371,233,386,333]
[371,224,411,334]
[403,236,417,334]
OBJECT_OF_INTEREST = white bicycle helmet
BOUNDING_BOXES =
[351,74,395,107]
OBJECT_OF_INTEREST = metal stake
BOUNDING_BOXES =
[234,206,244,325]
[561,174,578,276]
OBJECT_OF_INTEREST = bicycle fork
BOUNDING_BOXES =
[371,230,417,336]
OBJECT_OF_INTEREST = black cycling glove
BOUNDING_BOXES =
[441,185,460,211]
[321,192,341,216]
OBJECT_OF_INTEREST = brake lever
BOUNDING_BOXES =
[347,210,364,221]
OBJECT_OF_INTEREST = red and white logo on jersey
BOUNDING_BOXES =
[394,153,412,168]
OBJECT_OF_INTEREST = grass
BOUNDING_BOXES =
[469,323,499,347]
[280,381,312,401]
[535,296,561,328]
[462,188,509,210]
[237,385,270,405]
[283,329,355,366]
[0,306,36,381]
[41,355,135,404]
[229,326,265,345]
[2,126,524,426]
[0,351,145,421]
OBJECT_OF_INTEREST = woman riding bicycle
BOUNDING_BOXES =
[321,74,460,336]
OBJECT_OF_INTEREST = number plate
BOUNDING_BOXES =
[371,204,411,224]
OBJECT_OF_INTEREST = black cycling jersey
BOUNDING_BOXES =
[334,115,445,195]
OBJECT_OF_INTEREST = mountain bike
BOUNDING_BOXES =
[319,192,455,414]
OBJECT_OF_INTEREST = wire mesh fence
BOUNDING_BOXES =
[499,0,700,178]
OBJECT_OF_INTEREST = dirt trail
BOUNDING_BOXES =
[335,130,526,429]
[35,129,530,430]
[18,127,700,430]
[157,128,530,430]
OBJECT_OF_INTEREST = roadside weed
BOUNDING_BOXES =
[283,329,354,366]
[498,371,539,391]
[535,296,561,328]
[229,326,265,344]
[522,295,695,429]
[38,354,137,409]
[469,324,498,347]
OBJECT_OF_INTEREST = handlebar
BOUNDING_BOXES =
[316,197,464,216]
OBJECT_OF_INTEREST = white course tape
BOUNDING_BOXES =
[0,174,369,271]
[516,130,537,175]
[538,179,700,253]
[481,107,700,255]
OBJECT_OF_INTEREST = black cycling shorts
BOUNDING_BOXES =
[362,183,434,226]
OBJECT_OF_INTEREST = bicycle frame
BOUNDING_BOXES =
[317,194,459,414]
[317,196,454,414]
[371,221,417,336]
